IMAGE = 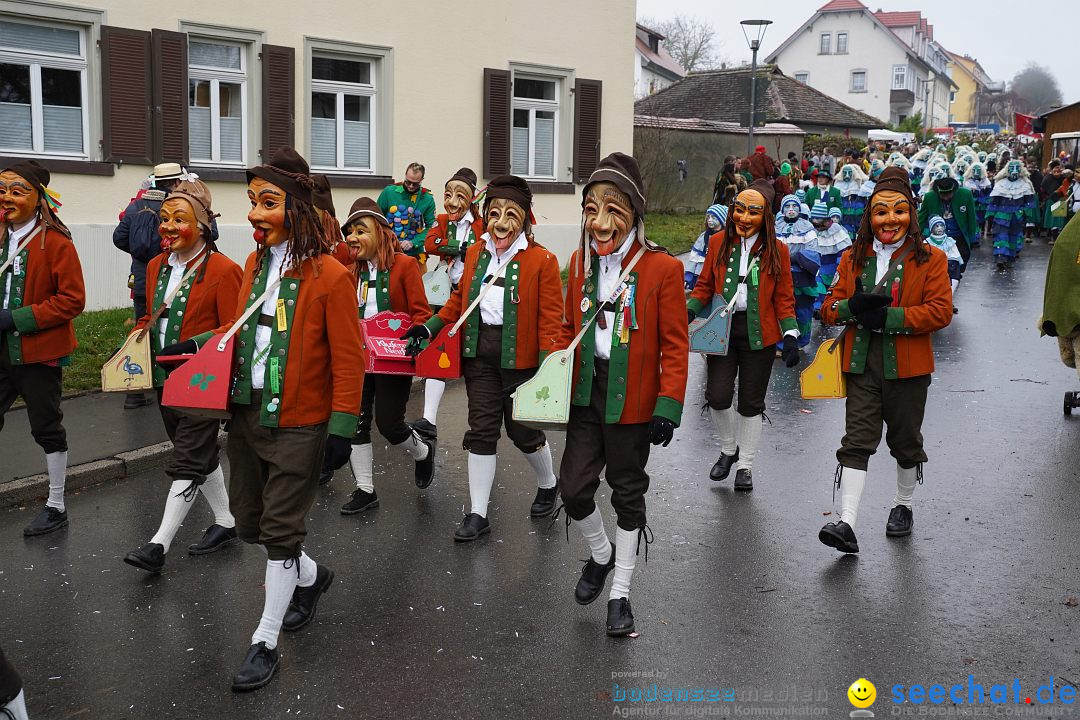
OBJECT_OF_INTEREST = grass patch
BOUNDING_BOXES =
[67,307,133,394]
[644,213,704,256]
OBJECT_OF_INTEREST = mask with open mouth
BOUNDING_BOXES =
[158,197,201,255]
[869,189,910,246]
[247,177,288,247]
[485,198,526,253]
[583,181,634,256]
[443,179,474,223]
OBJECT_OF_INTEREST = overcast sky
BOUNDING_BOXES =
[636,0,1076,105]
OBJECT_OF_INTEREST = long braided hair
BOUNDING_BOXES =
[252,178,328,280]
[714,203,783,277]
[354,221,398,275]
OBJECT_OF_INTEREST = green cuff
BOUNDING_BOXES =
[328,411,359,438]
[192,331,215,348]
[884,306,906,332]
[425,316,446,336]
[538,350,550,363]
[836,300,854,323]
[11,306,37,333]
[686,297,706,315]
[652,396,683,427]
[779,316,798,334]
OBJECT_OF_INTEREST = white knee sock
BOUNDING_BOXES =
[950,278,959,295]
[893,464,919,508]
[709,406,737,455]
[576,507,611,564]
[296,551,318,588]
[150,480,198,553]
[609,527,639,600]
[2,689,27,720]
[838,467,867,529]
[250,559,300,649]
[422,379,445,424]
[523,444,557,489]
[199,466,235,528]
[45,450,67,511]
[393,429,430,462]
[349,443,374,493]
[734,413,762,471]
[467,452,497,517]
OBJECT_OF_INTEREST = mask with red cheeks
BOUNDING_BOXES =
[344,216,382,262]
[731,189,766,239]
[443,180,473,223]
[158,197,201,254]
[247,177,288,246]
[0,170,40,225]
[583,182,634,256]
[485,198,525,253]
[869,189,910,245]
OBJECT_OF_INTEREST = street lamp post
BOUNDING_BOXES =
[741,19,773,157]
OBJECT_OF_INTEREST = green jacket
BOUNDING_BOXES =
[377,183,437,257]
[918,188,978,247]
[804,185,842,211]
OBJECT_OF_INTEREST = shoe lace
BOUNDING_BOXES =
[282,555,301,580]
[547,503,571,543]
[916,463,924,485]
[832,464,843,504]
[761,411,773,426]
[175,478,201,502]
[636,524,654,564]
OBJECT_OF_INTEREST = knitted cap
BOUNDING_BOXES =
[795,188,806,202]
[810,201,829,220]
[343,196,389,229]
[582,152,646,219]
[247,147,314,205]
[165,179,217,234]
[828,206,842,220]
[928,215,946,231]
[706,204,727,226]
[780,194,800,211]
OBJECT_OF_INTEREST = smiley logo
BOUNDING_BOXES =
[848,678,876,708]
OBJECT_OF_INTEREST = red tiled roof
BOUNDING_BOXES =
[817,0,866,11]
[926,23,933,40]
[874,10,922,27]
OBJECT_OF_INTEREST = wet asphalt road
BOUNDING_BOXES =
[2,241,1079,720]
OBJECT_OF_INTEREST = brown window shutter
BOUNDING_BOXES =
[261,44,295,161]
[573,78,603,183]
[483,68,511,178]
[101,26,152,164]
[151,29,188,165]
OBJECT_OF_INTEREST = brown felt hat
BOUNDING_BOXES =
[484,175,532,214]
[343,196,389,230]
[582,152,646,219]
[311,174,335,216]
[872,165,916,206]
[746,178,775,209]
[2,159,49,192]
[246,147,314,205]
[447,167,477,191]
[165,179,217,234]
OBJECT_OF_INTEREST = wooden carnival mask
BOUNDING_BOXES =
[247,177,289,247]
[869,190,911,245]
[583,181,634,256]
[0,170,40,225]
[344,215,383,261]
[485,198,525,253]
[731,189,766,239]
[443,180,474,223]
[158,197,202,256]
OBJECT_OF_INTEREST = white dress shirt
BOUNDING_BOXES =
[478,232,528,326]
[733,233,758,312]
[252,242,288,390]
[157,245,205,347]
[360,265,380,318]
[592,229,637,360]
[449,211,474,285]
[872,238,902,285]
[2,216,38,310]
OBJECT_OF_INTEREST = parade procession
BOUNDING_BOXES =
[2,0,1080,717]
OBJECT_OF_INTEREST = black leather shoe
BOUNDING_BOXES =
[318,467,334,486]
[124,542,165,573]
[410,418,437,441]
[575,543,616,605]
[414,436,436,489]
[733,468,753,491]
[818,521,859,553]
[23,506,68,537]
[530,484,559,517]
[606,598,635,637]
[885,505,913,537]
[453,513,490,542]
[188,524,239,555]
[709,448,739,480]
[231,642,279,692]
[340,488,379,515]
[123,392,153,409]
[282,563,335,632]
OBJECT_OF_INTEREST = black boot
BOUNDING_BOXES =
[733,468,753,491]
[575,543,616,605]
[124,543,165,573]
[453,513,490,542]
[188,524,239,555]
[231,642,279,692]
[340,487,379,515]
[318,467,334,486]
[709,448,739,481]
[410,418,437,441]
[818,521,859,553]
[124,392,153,409]
[606,598,635,637]
[530,484,559,517]
[885,505,913,537]
[23,506,68,537]
[282,563,335,632]
[414,435,436,489]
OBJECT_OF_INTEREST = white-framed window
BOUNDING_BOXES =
[819,33,831,54]
[794,72,809,84]
[310,52,376,173]
[0,17,88,157]
[511,74,559,180]
[836,32,848,54]
[188,39,247,165]
[850,70,867,93]
[892,64,908,90]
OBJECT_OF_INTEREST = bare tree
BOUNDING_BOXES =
[1009,64,1063,115]
[640,15,724,73]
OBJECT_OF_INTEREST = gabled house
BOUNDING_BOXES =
[635,23,685,99]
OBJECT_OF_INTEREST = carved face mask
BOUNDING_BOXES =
[344,216,382,261]
[158,197,202,256]
[247,177,288,247]
[1008,161,1021,181]
[731,189,766,239]
[583,182,634,256]
[485,198,525,253]
[842,167,853,182]
[973,166,983,180]
[0,170,40,225]
[443,180,473,223]
[869,190,911,246]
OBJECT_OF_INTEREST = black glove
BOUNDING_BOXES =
[1043,320,1058,337]
[687,308,697,324]
[780,339,801,368]
[324,434,352,471]
[160,338,199,356]
[0,309,13,332]
[847,292,891,316]
[458,245,470,260]
[648,416,675,447]
[856,306,887,330]
[401,325,431,342]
